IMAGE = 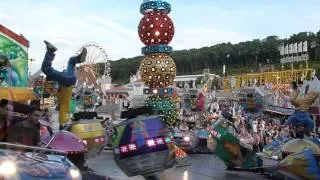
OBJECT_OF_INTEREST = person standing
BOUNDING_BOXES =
[42,107,52,126]
[208,100,214,113]
[0,99,13,141]
[252,131,261,152]
[179,121,189,134]
[102,96,107,105]
[122,96,130,110]
[252,119,258,134]
[196,92,206,112]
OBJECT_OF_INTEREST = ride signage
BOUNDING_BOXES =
[280,54,309,64]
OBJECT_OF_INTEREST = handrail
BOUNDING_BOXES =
[237,68,314,77]
[229,68,315,90]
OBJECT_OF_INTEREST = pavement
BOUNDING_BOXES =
[88,151,275,180]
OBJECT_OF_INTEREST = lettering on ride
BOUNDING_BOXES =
[280,54,309,64]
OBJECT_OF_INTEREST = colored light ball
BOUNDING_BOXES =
[139,53,176,89]
[145,95,178,126]
[138,11,174,46]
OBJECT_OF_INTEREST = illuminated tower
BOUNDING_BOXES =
[138,0,177,125]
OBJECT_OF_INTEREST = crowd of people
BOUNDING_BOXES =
[1,84,320,153]
[236,115,290,152]
[174,89,320,153]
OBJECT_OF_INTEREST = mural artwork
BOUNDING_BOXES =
[0,25,29,87]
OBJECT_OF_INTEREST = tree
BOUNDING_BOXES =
[107,30,320,84]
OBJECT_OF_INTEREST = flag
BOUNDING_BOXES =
[293,43,298,53]
[298,42,303,53]
[284,44,289,55]
[303,41,308,52]
[223,65,226,75]
[289,44,293,54]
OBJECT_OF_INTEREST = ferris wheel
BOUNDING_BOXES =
[75,43,110,88]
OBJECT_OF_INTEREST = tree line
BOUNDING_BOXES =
[97,31,320,85]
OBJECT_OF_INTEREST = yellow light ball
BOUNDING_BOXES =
[139,53,176,89]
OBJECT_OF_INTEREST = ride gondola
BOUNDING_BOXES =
[112,107,186,179]
[0,142,82,180]
[208,112,320,179]
[69,111,106,157]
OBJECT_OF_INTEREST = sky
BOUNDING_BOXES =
[1,0,320,74]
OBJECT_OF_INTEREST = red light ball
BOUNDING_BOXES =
[138,11,174,46]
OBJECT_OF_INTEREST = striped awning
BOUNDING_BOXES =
[264,106,294,116]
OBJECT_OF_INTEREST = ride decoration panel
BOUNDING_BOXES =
[138,0,177,126]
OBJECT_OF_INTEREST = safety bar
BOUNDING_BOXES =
[0,142,67,155]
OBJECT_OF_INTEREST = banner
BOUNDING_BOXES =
[280,41,309,64]
[293,43,297,53]
[298,41,303,53]
[303,41,308,52]
[279,45,284,56]
[284,44,289,55]
[223,65,226,75]
[288,44,293,54]
[280,54,309,64]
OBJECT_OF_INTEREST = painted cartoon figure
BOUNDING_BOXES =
[0,28,29,87]
[209,113,263,169]
[0,54,8,84]
[41,41,87,128]
[282,72,320,137]
[0,53,20,86]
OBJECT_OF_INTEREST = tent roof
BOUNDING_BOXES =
[0,88,37,101]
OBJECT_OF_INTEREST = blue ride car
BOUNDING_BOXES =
[0,142,82,180]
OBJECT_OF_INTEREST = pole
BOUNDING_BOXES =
[291,63,293,76]
[291,49,294,81]
[281,54,284,71]
[291,52,294,72]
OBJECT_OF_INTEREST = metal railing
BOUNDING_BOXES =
[0,142,67,155]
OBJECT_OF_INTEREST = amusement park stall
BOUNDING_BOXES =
[0,25,37,103]
[105,87,132,100]
[238,87,267,113]
[263,105,295,125]
[263,87,295,117]
[263,86,320,127]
